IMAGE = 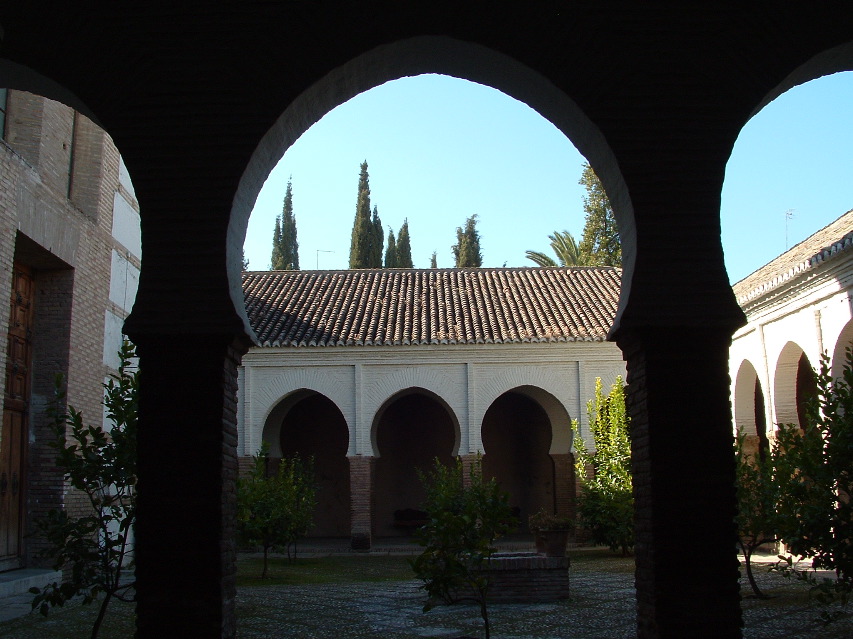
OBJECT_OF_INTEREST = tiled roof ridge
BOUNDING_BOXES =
[243,266,622,348]
[733,209,853,306]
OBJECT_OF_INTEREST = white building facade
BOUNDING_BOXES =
[730,210,853,451]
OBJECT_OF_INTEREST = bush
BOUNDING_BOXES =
[410,456,515,639]
[237,444,317,577]
[573,376,633,556]
[30,341,138,639]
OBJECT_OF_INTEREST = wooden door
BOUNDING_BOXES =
[1,263,33,569]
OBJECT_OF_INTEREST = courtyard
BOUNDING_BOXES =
[0,545,849,639]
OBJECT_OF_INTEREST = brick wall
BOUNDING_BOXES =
[0,90,129,567]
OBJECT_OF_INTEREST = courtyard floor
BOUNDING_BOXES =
[0,541,850,638]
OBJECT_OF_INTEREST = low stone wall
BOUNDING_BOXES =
[483,552,570,602]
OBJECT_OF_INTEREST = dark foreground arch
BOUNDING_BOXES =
[4,5,853,638]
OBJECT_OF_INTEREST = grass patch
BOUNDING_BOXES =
[237,554,415,587]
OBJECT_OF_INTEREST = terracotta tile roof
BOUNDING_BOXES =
[733,209,853,306]
[242,267,622,347]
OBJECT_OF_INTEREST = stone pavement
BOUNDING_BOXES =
[1,540,851,638]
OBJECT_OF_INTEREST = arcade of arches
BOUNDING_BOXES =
[4,6,853,638]
[731,209,853,452]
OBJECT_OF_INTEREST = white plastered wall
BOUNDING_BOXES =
[730,255,853,432]
[238,341,626,459]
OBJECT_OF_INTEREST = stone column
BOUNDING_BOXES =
[348,455,374,550]
[617,326,742,639]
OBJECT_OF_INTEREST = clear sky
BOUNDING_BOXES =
[243,72,853,284]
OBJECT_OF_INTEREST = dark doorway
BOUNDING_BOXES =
[373,392,456,537]
[280,393,350,537]
[482,391,553,532]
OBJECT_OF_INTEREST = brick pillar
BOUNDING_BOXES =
[550,453,574,519]
[617,327,742,639]
[458,453,480,488]
[348,455,374,550]
[130,335,248,639]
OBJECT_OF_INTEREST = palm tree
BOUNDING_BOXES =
[526,230,587,267]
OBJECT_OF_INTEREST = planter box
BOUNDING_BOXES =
[479,552,570,603]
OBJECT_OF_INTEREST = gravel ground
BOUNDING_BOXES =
[0,549,850,638]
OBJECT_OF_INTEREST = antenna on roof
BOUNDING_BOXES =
[785,209,795,250]
[316,250,334,270]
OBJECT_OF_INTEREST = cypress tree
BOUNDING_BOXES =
[349,161,373,268]
[270,215,284,270]
[385,228,398,268]
[452,214,483,267]
[396,218,413,268]
[430,251,437,268]
[280,178,299,270]
[578,162,621,267]
[369,205,384,268]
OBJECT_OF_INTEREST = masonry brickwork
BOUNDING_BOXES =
[0,89,138,568]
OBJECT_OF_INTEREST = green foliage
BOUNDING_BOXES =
[452,214,483,267]
[237,444,317,578]
[396,218,413,268]
[411,456,514,639]
[573,376,633,556]
[369,205,384,268]
[430,251,437,269]
[385,227,398,268]
[578,163,621,267]
[30,341,138,639]
[270,214,283,269]
[526,230,589,267]
[734,428,780,598]
[771,349,853,612]
[349,160,376,268]
[271,179,299,270]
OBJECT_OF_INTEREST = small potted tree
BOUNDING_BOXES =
[529,509,574,557]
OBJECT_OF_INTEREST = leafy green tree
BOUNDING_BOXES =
[573,376,633,556]
[411,456,515,639]
[430,251,437,269]
[242,250,249,270]
[30,341,138,639]
[237,444,317,577]
[734,428,780,598]
[385,228,398,268]
[526,230,588,267]
[279,178,299,270]
[772,349,853,610]
[578,163,621,267]
[396,218,413,268]
[452,214,483,267]
[349,160,374,268]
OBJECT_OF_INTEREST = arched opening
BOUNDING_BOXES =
[733,360,769,459]
[775,342,817,429]
[372,389,457,537]
[723,69,853,284]
[482,391,555,532]
[832,319,853,380]
[263,390,350,537]
[232,36,635,335]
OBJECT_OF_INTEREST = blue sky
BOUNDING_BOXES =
[243,72,853,284]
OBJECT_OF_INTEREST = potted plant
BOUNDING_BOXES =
[529,509,574,557]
